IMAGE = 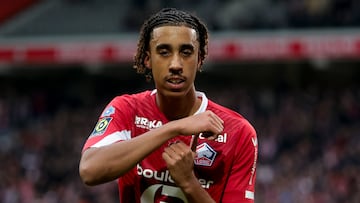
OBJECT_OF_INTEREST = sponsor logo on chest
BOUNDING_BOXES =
[135,116,163,129]
[199,132,228,143]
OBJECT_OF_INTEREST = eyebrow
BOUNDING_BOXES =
[181,44,195,51]
[155,43,195,51]
[156,44,171,51]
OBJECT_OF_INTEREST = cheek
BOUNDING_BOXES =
[189,59,200,73]
[150,65,166,80]
[150,57,168,72]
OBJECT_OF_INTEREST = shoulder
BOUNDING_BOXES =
[208,100,256,136]
[208,100,254,125]
[101,90,153,117]
[110,90,153,106]
[208,100,257,159]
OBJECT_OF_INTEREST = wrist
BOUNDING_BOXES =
[179,176,216,203]
[165,120,184,138]
[178,175,201,194]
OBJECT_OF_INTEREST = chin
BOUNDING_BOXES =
[158,88,189,98]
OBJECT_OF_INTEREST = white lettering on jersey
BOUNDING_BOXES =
[249,136,258,186]
[135,116,163,129]
[137,164,214,189]
[137,164,174,184]
[199,132,227,143]
[252,137,258,146]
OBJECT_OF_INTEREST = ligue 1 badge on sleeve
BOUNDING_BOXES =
[90,117,112,137]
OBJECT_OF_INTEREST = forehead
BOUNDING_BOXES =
[150,26,198,46]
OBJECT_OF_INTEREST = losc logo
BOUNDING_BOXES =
[194,143,217,167]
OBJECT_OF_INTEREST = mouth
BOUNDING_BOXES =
[165,76,186,90]
[167,78,185,84]
[166,75,185,84]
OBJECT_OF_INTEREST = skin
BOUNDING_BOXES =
[79,26,224,203]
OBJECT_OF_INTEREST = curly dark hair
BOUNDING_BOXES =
[133,8,209,81]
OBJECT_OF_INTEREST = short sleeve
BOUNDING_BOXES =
[81,95,134,152]
[222,123,258,203]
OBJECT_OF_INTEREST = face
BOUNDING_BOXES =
[144,25,201,98]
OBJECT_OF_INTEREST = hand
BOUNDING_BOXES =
[175,110,224,140]
[162,141,197,188]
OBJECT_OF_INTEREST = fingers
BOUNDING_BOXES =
[190,134,199,152]
[200,110,224,139]
[162,141,194,165]
[164,141,188,157]
[204,110,224,132]
[173,110,224,142]
[162,142,195,170]
[190,111,223,152]
[162,141,196,186]
[210,111,224,133]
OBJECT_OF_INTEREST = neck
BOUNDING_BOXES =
[156,88,201,120]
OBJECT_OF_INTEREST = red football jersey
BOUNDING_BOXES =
[82,90,258,203]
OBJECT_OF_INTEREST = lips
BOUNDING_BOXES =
[167,78,184,84]
[165,76,186,90]
[166,76,185,84]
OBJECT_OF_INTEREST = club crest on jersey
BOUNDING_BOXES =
[194,143,217,167]
[91,117,112,136]
[101,106,115,117]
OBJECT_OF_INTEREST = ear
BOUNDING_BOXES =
[144,51,151,69]
[197,56,202,72]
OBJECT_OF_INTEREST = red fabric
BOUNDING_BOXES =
[82,90,258,202]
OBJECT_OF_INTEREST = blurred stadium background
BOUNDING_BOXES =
[0,0,359,202]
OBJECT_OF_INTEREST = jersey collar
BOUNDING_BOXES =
[150,89,208,115]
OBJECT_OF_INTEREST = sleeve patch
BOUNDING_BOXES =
[91,117,112,136]
[101,105,115,117]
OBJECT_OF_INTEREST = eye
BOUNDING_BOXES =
[158,49,170,56]
[181,49,193,57]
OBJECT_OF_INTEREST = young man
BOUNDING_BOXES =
[79,8,258,203]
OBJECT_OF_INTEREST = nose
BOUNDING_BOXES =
[169,54,183,74]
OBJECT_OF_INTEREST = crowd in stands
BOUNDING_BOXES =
[121,0,360,31]
[2,0,359,36]
[0,72,359,202]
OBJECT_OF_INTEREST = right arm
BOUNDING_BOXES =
[79,110,223,186]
